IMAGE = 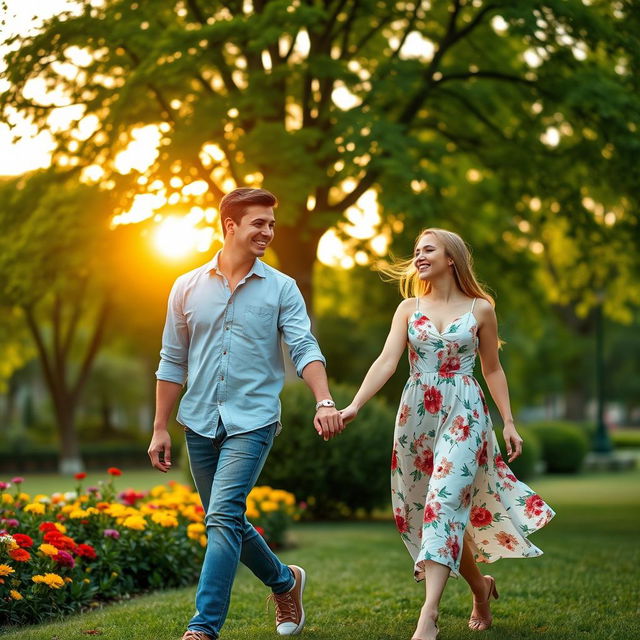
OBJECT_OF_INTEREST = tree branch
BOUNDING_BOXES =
[435,70,534,86]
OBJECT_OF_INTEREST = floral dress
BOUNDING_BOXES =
[391,297,555,580]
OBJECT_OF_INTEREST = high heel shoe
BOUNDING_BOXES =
[468,575,499,631]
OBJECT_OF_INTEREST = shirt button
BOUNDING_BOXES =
[223,351,227,355]
[220,376,224,381]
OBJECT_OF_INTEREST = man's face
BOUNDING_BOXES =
[228,205,275,257]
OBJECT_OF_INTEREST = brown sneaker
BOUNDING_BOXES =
[268,565,306,635]
[181,631,214,640]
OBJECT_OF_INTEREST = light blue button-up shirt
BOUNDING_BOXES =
[156,252,326,437]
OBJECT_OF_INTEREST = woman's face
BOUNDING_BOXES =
[414,233,452,280]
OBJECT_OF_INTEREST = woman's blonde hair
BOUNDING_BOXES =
[379,228,495,305]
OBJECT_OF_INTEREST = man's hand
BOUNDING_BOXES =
[148,429,172,472]
[314,407,344,441]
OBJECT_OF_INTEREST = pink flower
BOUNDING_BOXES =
[423,501,441,524]
[11,477,24,485]
[414,448,434,476]
[524,494,545,518]
[103,529,120,539]
[438,356,461,378]
[449,415,470,441]
[398,404,411,426]
[54,550,75,568]
[434,458,453,479]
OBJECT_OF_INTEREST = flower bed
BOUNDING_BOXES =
[0,472,298,626]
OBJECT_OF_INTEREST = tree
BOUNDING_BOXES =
[2,0,638,313]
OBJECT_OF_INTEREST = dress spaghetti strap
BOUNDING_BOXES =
[470,297,477,313]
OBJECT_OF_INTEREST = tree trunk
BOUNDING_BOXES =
[54,394,83,474]
[271,225,322,315]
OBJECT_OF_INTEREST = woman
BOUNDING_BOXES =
[340,228,554,640]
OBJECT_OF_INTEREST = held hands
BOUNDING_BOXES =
[147,429,172,472]
[503,423,523,463]
[314,406,345,441]
[339,403,359,425]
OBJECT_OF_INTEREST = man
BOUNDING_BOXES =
[148,187,343,640]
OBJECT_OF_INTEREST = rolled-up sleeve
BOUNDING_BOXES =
[278,280,326,377]
[156,277,189,385]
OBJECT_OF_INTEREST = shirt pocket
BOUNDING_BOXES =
[243,304,275,339]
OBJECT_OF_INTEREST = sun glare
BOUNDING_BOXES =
[153,216,209,259]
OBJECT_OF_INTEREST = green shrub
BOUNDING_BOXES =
[258,382,395,519]
[611,429,640,449]
[527,421,590,473]
[493,425,542,481]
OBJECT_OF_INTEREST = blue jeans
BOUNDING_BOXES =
[185,420,294,638]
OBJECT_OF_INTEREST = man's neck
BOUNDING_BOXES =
[217,245,255,285]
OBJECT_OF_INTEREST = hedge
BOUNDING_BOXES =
[526,421,590,473]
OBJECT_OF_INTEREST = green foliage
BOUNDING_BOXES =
[527,421,590,473]
[493,425,542,481]
[611,430,640,449]
[258,382,395,518]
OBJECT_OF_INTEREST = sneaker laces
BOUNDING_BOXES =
[267,590,298,625]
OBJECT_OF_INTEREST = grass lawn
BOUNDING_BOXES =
[3,469,638,640]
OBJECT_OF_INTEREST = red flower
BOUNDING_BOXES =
[438,356,461,378]
[473,409,479,419]
[12,533,33,548]
[414,315,428,328]
[408,348,419,365]
[391,449,398,472]
[445,535,460,561]
[394,508,409,533]
[524,494,545,519]
[470,507,493,528]
[423,386,443,415]
[107,467,122,476]
[74,472,87,480]
[9,548,30,562]
[39,522,59,533]
[414,448,434,476]
[423,501,441,524]
[75,543,97,559]
[255,526,265,536]
[476,440,489,467]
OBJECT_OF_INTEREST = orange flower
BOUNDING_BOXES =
[9,548,30,562]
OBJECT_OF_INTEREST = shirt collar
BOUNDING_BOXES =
[208,250,266,279]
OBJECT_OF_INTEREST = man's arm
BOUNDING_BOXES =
[148,381,182,472]
[149,278,189,472]
[278,280,343,440]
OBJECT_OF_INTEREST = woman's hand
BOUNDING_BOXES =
[340,404,359,425]
[503,424,523,463]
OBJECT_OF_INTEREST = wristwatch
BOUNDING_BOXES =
[315,399,336,411]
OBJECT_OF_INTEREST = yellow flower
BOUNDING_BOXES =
[18,492,30,502]
[32,573,65,589]
[39,544,59,557]
[64,577,73,583]
[0,535,19,551]
[259,500,278,513]
[199,535,207,547]
[2,493,14,505]
[10,589,23,600]
[122,515,147,531]
[69,509,89,519]
[54,523,67,534]
[152,512,178,528]
[0,564,15,576]
[83,578,91,584]
[245,508,260,520]
[187,523,205,540]
[24,503,45,515]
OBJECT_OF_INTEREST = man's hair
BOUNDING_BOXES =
[219,188,277,236]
